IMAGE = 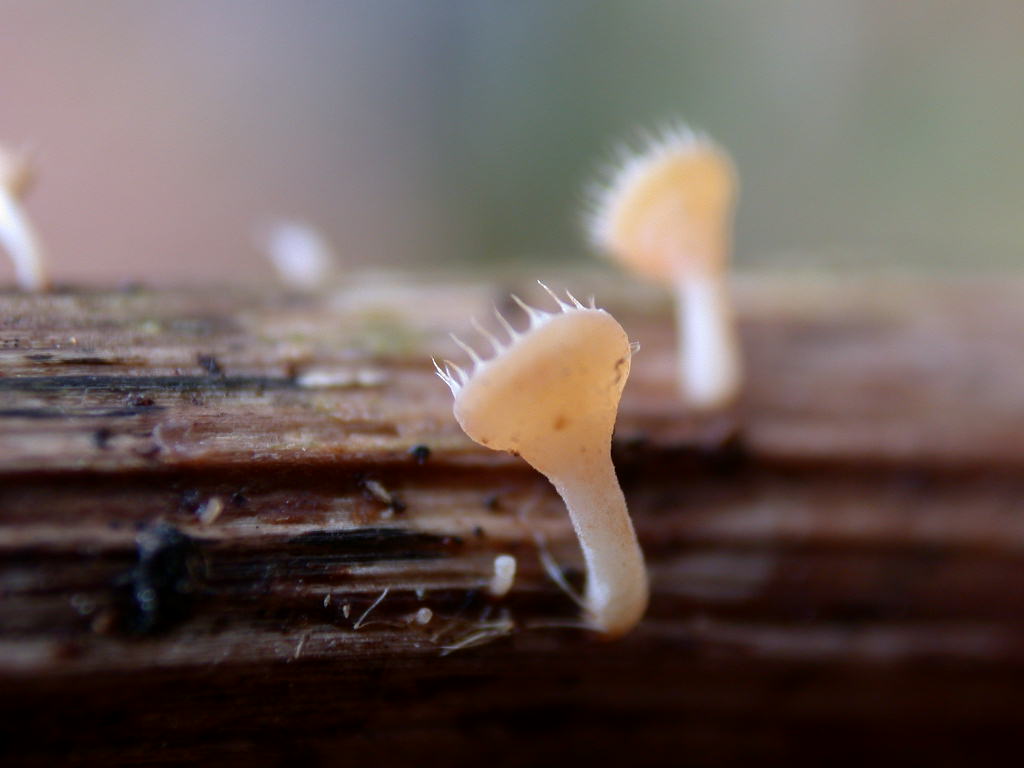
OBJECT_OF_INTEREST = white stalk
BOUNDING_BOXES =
[441,292,648,638]
[676,272,742,409]
[0,189,49,292]
[549,451,647,638]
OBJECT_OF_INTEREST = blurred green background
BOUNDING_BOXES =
[0,1,1021,282]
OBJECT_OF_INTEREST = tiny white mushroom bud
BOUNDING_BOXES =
[413,607,433,625]
[489,554,517,598]
[261,220,336,289]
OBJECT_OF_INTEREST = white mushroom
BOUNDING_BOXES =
[587,125,741,409]
[435,284,647,638]
[489,554,517,598]
[0,144,49,292]
[261,220,336,289]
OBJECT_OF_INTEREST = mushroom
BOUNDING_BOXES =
[435,284,647,638]
[586,125,740,409]
[0,144,49,292]
[260,219,336,289]
[488,554,517,599]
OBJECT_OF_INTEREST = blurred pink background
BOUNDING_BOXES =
[2,1,1022,285]
[0,1,458,283]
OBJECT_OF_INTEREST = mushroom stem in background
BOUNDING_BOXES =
[586,125,741,409]
[676,271,742,409]
[0,145,49,292]
[435,284,648,638]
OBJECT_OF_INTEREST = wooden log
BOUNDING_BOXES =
[2,273,1024,766]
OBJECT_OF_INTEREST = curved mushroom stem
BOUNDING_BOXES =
[0,189,49,292]
[549,449,647,639]
[675,271,741,410]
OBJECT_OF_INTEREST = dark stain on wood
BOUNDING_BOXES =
[0,374,296,392]
[697,431,750,475]
[113,523,206,635]
[93,427,113,449]
[197,354,223,376]
[60,356,131,366]
[179,489,203,514]
[0,405,167,419]
[287,527,460,563]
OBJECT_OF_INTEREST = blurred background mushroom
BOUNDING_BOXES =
[0,0,1021,285]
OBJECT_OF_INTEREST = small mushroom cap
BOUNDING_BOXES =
[0,145,33,198]
[588,130,736,282]
[452,308,630,475]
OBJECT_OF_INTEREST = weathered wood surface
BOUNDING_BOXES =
[2,273,1024,766]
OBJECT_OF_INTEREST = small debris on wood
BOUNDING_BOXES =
[196,354,222,376]
[353,588,390,630]
[296,367,387,388]
[360,477,407,516]
[488,554,517,598]
[196,496,224,526]
[439,608,515,656]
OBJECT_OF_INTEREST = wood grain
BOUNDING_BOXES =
[2,274,1024,766]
